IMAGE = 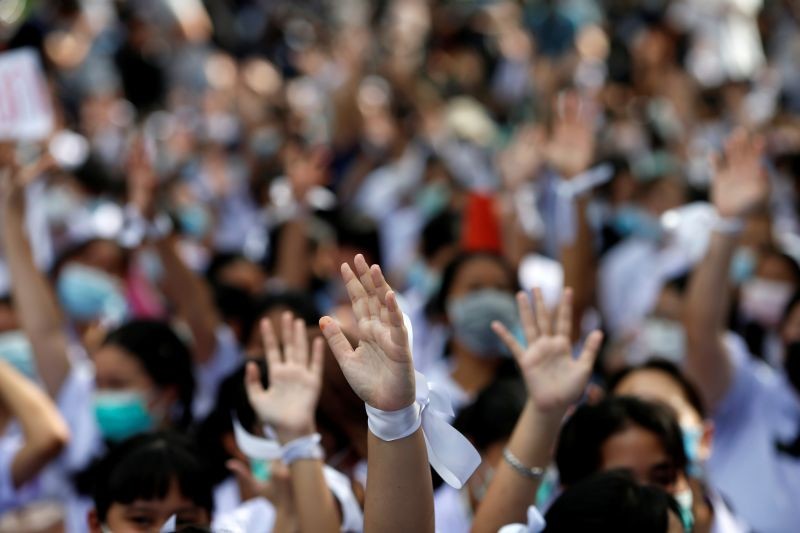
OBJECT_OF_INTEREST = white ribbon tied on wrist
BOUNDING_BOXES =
[365,371,481,489]
[232,418,323,465]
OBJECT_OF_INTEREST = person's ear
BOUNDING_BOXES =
[699,420,715,462]
[87,508,103,533]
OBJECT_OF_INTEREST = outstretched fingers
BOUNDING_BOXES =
[319,316,356,364]
[260,318,283,370]
[555,288,573,339]
[517,291,538,345]
[491,320,524,361]
[578,330,604,371]
[244,360,265,402]
[341,262,372,323]
[354,254,381,318]
[532,288,552,335]
[309,337,325,377]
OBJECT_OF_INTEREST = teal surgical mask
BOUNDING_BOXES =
[249,458,272,483]
[0,330,38,380]
[682,425,704,477]
[730,247,757,284]
[57,264,129,325]
[674,488,695,533]
[177,204,211,240]
[414,181,451,219]
[93,390,156,443]
[447,289,521,357]
[612,205,663,241]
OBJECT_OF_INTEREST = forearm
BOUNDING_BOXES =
[560,197,594,342]
[0,362,69,487]
[1,212,70,396]
[684,231,737,410]
[472,402,563,533]
[288,460,341,533]
[364,428,433,533]
[154,236,219,363]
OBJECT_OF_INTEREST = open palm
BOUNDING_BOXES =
[545,91,596,179]
[492,288,603,412]
[245,312,325,443]
[711,129,768,218]
[320,254,415,412]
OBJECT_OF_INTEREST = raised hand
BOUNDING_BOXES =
[710,128,768,218]
[0,144,54,216]
[319,254,415,412]
[492,288,603,413]
[245,313,325,443]
[545,91,596,179]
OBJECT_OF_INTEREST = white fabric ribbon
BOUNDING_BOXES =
[554,163,614,246]
[365,370,481,489]
[497,505,547,533]
[232,419,323,465]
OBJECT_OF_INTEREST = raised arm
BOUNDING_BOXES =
[320,254,433,533]
[127,145,220,364]
[245,312,340,533]
[472,288,603,533]
[548,92,597,340]
[0,360,70,488]
[0,148,71,397]
[684,130,768,411]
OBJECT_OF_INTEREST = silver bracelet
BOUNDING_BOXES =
[503,447,545,480]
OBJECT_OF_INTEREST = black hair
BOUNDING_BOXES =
[782,289,800,327]
[206,253,263,287]
[543,470,680,533]
[211,283,257,344]
[253,290,322,329]
[555,396,687,487]
[454,377,527,452]
[92,431,213,523]
[103,320,195,429]
[50,238,130,279]
[196,360,267,485]
[427,251,519,319]
[606,358,706,419]
[421,210,460,260]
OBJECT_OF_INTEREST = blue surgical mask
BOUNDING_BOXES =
[57,264,129,324]
[447,289,522,357]
[682,425,704,477]
[612,205,663,241]
[93,390,155,442]
[177,204,211,239]
[406,260,442,301]
[0,330,38,380]
[730,247,757,284]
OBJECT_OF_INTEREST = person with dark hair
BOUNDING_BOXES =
[87,432,213,533]
[436,377,527,532]
[94,320,196,441]
[422,251,522,412]
[501,470,685,533]
[607,360,750,532]
[683,131,800,532]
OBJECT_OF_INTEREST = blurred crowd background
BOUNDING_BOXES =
[0,0,800,532]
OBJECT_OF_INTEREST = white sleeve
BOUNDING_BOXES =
[211,497,275,533]
[323,466,364,533]
[192,326,243,419]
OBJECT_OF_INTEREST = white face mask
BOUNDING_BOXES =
[740,278,795,329]
[640,318,686,364]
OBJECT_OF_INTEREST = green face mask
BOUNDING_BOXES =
[93,390,156,443]
[249,458,272,483]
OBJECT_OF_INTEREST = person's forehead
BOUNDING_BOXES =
[601,426,670,467]
[614,371,699,424]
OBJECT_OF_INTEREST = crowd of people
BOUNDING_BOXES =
[1,0,799,531]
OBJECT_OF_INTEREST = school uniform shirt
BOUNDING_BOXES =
[433,484,472,533]
[706,334,800,533]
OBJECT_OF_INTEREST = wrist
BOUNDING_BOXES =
[524,400,569,428]
[712,213,744,236]
[274,421,316,445]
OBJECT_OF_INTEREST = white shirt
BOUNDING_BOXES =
[706,334,800,533]
[434,484,472,533]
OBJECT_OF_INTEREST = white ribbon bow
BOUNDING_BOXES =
[497,505,547,533]
[232,419,322,464]
[365,371,481,489]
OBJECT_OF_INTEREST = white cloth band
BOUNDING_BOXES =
[554,163,614,246]
[712,214,744,235]
[232,419,324,465]
[364,371,481,489]
[497,505,547,533]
